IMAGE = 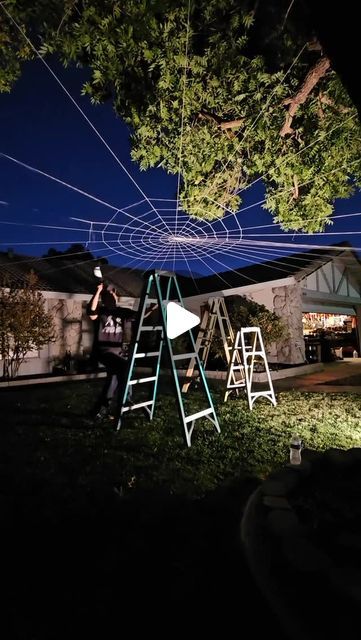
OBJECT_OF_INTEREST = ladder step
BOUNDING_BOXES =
[243,350,264,356]
[241,328,261,333]
[134,351,160,358]
[184,407,213,424]
[227,383,246,388]
[173,352,197,361]
[250,391,274,399]
[129,376,157,385]
[231,365,244,370]
[140,325,163,331]
[146,298,158,303]
[121,400,154,413]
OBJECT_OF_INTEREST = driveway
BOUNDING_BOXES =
[273,359,361,393]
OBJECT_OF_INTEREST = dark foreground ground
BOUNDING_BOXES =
[4,365,361,639]
[1,380,288,639]
[3,476,290,638]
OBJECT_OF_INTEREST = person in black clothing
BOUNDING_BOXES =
[88,282,157,420]
[319,329,335,363]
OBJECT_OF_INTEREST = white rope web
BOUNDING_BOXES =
[71,198,244,275]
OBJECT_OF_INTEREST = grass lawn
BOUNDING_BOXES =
[1,378,361,638]
[2,377,360,495]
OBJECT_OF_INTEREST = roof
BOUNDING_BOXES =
[179,242,361,297]
[1,243,360,299]
[0,251,145,297]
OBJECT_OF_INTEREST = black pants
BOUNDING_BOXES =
[94,351,130,415]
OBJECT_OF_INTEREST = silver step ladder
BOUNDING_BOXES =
[116,270,220,447]
[182,297,242,393]
[225,327,276,409]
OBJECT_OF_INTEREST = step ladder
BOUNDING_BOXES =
[224,331,246,402]
[182,297,242,392]
[116,270,220,447]
[224,327,277,409]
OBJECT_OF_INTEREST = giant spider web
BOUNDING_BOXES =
[75,198,245,275]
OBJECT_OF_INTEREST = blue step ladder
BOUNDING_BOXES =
[116,270,220,447]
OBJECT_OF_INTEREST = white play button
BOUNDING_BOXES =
[166,302,200,339]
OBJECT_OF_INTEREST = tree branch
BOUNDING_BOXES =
[280,55,331,137]
[281,0,296,31]
[198,110,222,126]
[319,91,351,113]
[220,119,245,130]
[198,110,244,131]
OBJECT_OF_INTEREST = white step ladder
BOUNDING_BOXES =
[225,327,276,409]
[182,297,242,392]
[116,271,220,447]
[224,331,246,402]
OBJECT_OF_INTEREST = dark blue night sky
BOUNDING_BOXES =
[1,57,361,277]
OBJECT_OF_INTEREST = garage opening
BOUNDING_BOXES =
[303,311,358,363]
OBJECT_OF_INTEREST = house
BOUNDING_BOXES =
[181,243,361,365]
[2,242,361,376]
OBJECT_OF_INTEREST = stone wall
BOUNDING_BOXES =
[47,298,83,361]
[272,283,305,364]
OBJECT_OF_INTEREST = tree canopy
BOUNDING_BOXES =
[1,0,360,232]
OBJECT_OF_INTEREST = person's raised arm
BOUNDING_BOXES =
[88,284,103,320]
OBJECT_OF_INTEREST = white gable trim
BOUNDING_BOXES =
[301,260,361,298]
[301,289,361,306]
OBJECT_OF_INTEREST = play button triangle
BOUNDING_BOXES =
[166,302,200,339]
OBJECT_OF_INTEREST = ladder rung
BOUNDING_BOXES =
[243,350,264,356]
[129,376,157,385]
[230,365,244,370]
[140,325,163,331]
[227,383,246,388]
[185,407,213,424]
[250,392,274,399]
[241,328,261,333]
[121,400,154,413]
[146,298,158,303]
[134,351,160,358]
[173,352,197,361]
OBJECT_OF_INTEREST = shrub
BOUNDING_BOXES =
[0,272,56,379]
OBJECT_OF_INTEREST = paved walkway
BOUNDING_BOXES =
[273,359,361,393]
